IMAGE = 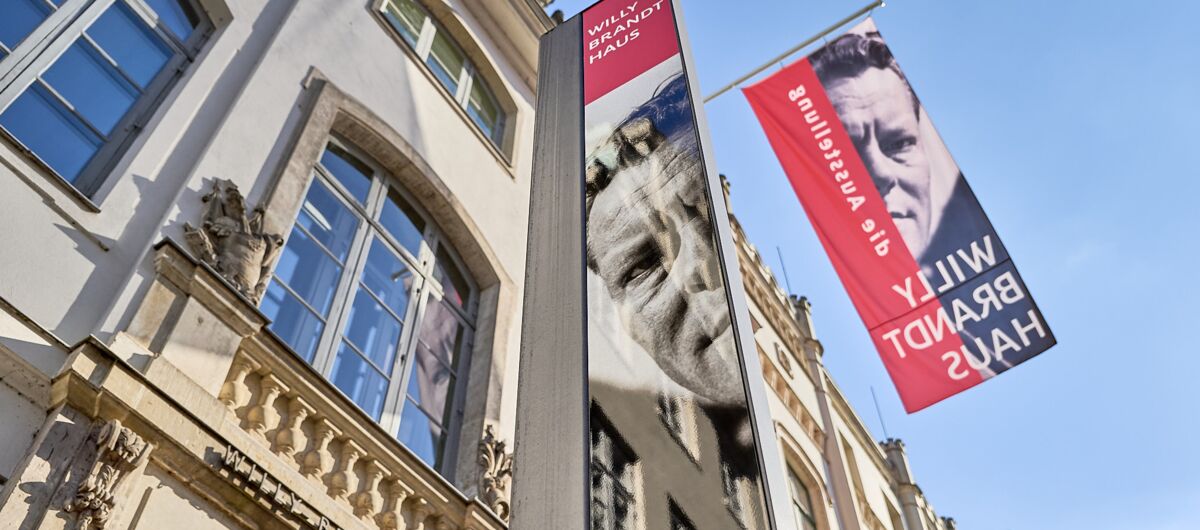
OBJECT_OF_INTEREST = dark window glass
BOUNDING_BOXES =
[360,240,414,316]
[0,0,52,55]
[467,80,502,141]
[330,342,389,420]
[379,188,425,256]
[320,144,373,204]
[86,3,172,88]
[397,400,444,469]
[0,85,100,182]
[273,226,344,315]
[144,0,198,41]
[42,42,138,135]
[426,32,464,94]
[434,248,469,310]
[295,179,358,261]
[383,0,425,47]
[260,282,325,363]
[406,339,453,422]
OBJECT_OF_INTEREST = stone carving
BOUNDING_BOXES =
[63,419,153,530]
[477,425,513,522]
[184,179,283,302]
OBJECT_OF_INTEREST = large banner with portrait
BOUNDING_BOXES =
[582,0,773,528]
[743,19,1055,412]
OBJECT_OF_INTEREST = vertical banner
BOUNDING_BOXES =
[582,0,778,528]
[743,19,1055,412]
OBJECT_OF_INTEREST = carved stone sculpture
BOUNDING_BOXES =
[184,179,283,302]
[477,425,513,522]
[63,419,153,530]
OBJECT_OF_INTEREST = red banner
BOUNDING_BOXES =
[743,19,1054,412]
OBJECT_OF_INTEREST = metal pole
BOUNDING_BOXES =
[703,0,884,103]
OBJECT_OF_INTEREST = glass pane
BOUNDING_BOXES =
[272,226,344,315]
[397,399,444,469]
[330,343,389,420]
[417,299,464,367]
[467,80,501,140]
[86,2,172,88]
[361,239,413,316]
[320,144,372,204]
[145,0,198,40]
[379,188,425,256]
[43,41,138,135]
[384,0,425,47]
[342,289,402,370]
[261,282,325,363]
[406,343,453,423]
[296,180,358,261]
[426,32,464,93]
[0,0,52,52]
[0,85,102,182]
[434,248,470,310]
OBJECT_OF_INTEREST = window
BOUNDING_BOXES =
[788,467,818,530]
[722,462,750,529]
[380,0,507,147]
[0,0,208,195]
[668,499,696,530]
[262,139,478,476]
[591,406,638,530]
[657,390,698,460]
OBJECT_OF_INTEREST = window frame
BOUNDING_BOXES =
[0,0,212,198]
[267,136,480,478]
[788,466,819,530]
[377,0,510,151]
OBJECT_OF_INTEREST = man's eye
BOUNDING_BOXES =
[622,247,662,286]
[883,136,918,157]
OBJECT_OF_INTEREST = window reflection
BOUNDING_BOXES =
[0,0,52,57]
[0,0,193,188]
[263,141,477,477]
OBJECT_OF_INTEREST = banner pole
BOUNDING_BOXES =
[702,0,884,103]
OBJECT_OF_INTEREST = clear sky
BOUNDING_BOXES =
[546,1,1200,528]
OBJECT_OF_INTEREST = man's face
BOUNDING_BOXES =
[586,122,744,406]
[825,67,933,260]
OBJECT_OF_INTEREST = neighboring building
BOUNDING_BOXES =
[0,1,955,529]
[725,177,957,530]
[0,0,550,529]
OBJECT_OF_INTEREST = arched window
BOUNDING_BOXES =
[261,137,478,474]
[788,466,819,530]
[380,0,509,150]
[0,0,211,195]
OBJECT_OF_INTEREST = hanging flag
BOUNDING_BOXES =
[743,18,1055,412]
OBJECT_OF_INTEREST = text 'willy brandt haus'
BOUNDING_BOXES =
[587,1,667,64]
[878,235,1049,381]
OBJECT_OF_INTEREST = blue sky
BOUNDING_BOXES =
[547,1,1200,528]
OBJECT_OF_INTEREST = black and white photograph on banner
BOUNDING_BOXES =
[584,54,770,529]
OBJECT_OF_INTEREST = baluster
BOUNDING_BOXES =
[246,373,286,436]
[274,396,312,457]
[353,459,386,519]
[328,439,363,500]
[376,478,412,530]
[434,515,456,530]
[217,357,258,410]
[408,497,433,530]
[301,418,338,478]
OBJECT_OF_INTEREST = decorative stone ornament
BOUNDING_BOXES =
[63,419,153,530]
[477,425,513,522]
[184,179,283,302]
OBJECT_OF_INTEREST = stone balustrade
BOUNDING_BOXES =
[217,336,507,530]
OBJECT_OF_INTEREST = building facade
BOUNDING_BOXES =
[726,178,958,530]
[0,0,954,529]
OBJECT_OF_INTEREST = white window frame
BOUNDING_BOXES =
[378,0,508,148]
[0,0,212,197]
[270,137,479,478]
